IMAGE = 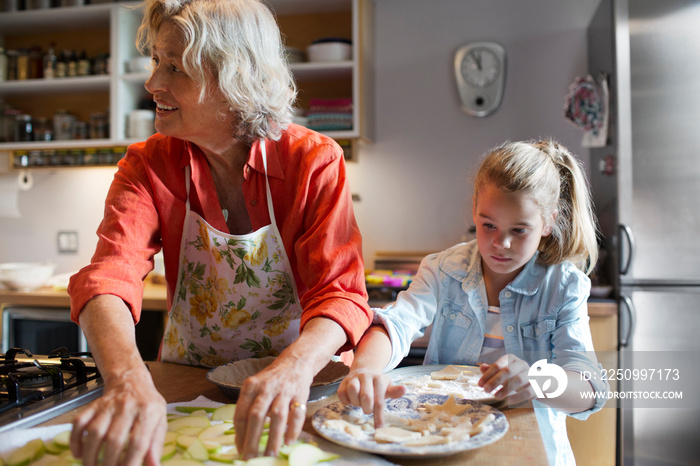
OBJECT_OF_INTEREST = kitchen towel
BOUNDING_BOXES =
[0,396,397,466]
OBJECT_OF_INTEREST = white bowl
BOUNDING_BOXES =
[0,262,56,291]
[306,41,352,62]
[207,356,349,401]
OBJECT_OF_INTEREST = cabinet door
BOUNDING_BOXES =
[567,304,618,466]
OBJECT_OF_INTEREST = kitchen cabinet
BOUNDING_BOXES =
[0,0,371,168]
[567,301,618,466]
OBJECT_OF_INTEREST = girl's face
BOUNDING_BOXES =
[144,21,233,146]
[473,181,552,284]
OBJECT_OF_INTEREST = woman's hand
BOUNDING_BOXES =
[234,355,312,460]
[338,368,406,427]
[478,354,536,405]
[234,317,348,460]
[70,366,167,466]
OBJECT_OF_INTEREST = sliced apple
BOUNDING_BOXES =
[162,460,207,466]
[208,450,240,464]
[44,441,66,456]
[52,430,71,449]
[176,434,198,450]
[211,404,236,422]
[208,434,236,446]
[161,443,178,462]
[287,443,339,466]
[7,438,45,466]
[199,423,233,440]
[175,406,216,414]
[177,426,207,437]
[245,457,287,466]
[164,431,179,445]
[183,438,209,462]
[168,415,210,431]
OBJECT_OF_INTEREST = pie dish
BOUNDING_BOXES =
[312,394,508,458]
[207,357,349,401]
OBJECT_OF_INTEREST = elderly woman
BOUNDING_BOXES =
[66,0,371,464]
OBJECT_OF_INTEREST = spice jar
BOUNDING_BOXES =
[0,47,7,82]
[13,150,29,168]
[53,109,75,140]
[32,117,52,141]
[14,114,33,141]
[2,108,21,142]
[89,112,108,139]
[15,48,30,80]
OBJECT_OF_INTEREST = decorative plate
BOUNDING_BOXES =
[312,394,508,458]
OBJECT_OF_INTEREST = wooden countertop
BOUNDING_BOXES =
[42,362,547,465]
[1,283,616,318]
[0,282,168,311]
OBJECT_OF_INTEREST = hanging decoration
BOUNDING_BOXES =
[564,73,609,148]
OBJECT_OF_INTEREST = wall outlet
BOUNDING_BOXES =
[57,231,79,253]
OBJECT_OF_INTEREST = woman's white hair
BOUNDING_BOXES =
[136,0,297,143]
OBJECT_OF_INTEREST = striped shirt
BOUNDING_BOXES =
[479,306,506,363]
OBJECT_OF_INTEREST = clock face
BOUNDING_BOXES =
[460,47,501,88]
[454,42,506,117]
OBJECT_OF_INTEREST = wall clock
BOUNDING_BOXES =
[454,42,506,117]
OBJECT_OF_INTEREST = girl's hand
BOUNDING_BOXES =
[478,354,536,405]
[338,368,406,427]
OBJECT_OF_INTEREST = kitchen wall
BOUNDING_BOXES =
[0,0,602,276]
[0,167,115,276]
[347,0,603,267]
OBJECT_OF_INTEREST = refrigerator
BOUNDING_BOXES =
[587,0,700,465]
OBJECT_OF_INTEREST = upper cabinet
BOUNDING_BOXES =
[0,0,371,165]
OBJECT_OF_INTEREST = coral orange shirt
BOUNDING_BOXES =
[68,124,371,350]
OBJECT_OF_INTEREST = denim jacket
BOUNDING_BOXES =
[375,241,608,465]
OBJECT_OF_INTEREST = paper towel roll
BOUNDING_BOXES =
[0,173,22,217]
[18,170,33,190]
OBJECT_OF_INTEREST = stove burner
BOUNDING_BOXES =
[12,367,52,388]
[0,347,103,431]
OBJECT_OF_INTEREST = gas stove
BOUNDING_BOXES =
[0,347,103,432]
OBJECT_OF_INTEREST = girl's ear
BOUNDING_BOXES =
[542,211,558,237]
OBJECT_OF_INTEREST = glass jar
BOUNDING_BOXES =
[14,114,33,141]
[13,150,29,168]
[53,109,75,140]
[82,147,97,165]
[5,49,18,81]
[3,108,21,142]
[15,48,30,80]
[89,112,108,139]
[45,150,60,166]
[28,150,44,166]
[33,116,53,141]
[0,47,8,82]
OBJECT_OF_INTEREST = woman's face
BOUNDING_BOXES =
[145,21,233,145]
[473,181,552,283]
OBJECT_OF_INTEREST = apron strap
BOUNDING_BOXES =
[183,142,276,228]
[260,141,280,232]
[184,165,191,212]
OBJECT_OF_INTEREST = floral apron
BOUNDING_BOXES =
[161,143,302,367]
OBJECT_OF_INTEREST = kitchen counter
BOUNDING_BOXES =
[42,362,547,465]
[0,281,168,311]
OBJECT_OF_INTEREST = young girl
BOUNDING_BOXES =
[339,139,608,465]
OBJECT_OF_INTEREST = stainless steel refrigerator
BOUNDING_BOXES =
[588,0,700,464]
